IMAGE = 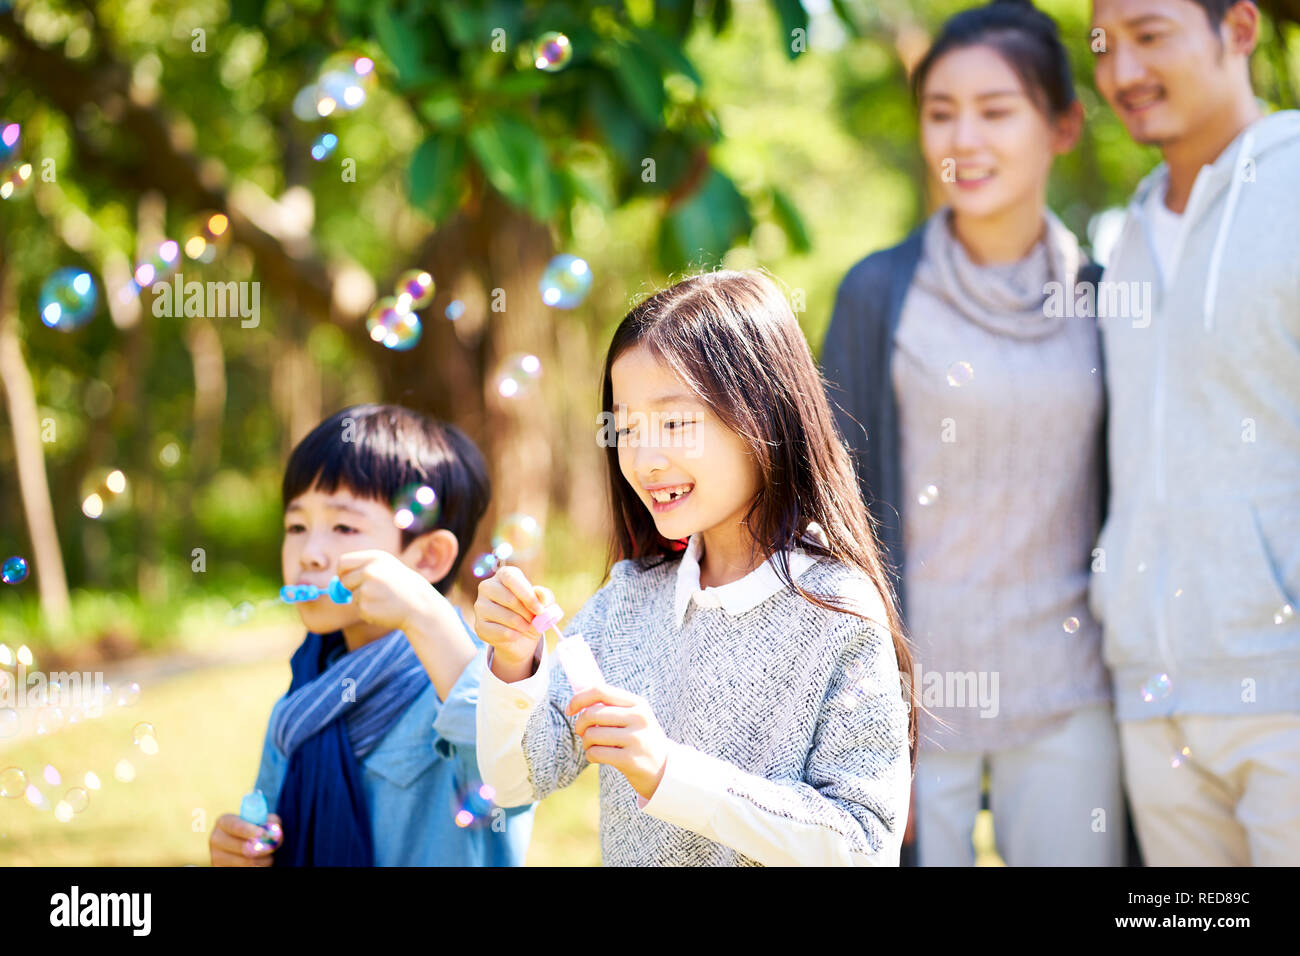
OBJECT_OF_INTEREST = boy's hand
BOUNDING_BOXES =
[474,566,556,676]
[567,685,670,801]
[337,549,447,635]
[210,813,283,867]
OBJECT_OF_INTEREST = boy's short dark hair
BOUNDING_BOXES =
[1189,0,1249,27]
[282,404,490,593]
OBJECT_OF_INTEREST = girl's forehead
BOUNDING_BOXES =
[611,346,699,404]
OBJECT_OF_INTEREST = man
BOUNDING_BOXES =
[1089,0,1300,865]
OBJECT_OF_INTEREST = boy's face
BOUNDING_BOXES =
[1091,0,1250,147]
[281,485,408,634]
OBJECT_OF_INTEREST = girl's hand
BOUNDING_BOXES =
[337,549,446,634]
[568,685,670,800]
[474,566,556,676]
[209,812,283,867]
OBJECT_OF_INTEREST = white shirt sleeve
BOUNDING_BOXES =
[474,640,553,808]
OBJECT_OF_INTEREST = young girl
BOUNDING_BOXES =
[474,270,916,866]
[822,0,1124,866]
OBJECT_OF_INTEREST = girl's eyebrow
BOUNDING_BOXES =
[612,393,701,410]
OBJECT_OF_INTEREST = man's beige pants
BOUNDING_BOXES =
[1120,712,1300,866]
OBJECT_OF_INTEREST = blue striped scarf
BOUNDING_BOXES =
[271,629,429,866]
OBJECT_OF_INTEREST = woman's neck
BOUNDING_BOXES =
[949,200,1047,266]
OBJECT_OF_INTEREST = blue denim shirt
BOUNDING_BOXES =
[253,614,534,866]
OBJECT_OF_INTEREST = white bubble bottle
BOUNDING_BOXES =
[530,604,604,694]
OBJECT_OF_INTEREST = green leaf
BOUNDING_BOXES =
[409,134,466,222]
[607,40,665,126]
[631,26,701,86]
[466,115,557,221]
[769,0,810,60]
[770,187,812,253]
[371,5,427,87]
[659,167,753,270]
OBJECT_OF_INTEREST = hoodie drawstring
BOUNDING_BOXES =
[1202,129,1256,331]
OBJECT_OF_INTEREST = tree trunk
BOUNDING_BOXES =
[0,255,72,632]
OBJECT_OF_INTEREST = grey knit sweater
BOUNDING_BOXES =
[477,547,913,866]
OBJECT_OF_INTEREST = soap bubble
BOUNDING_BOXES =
[444,300,465,321]
[16,645,32,667]
[494,353,542,399]
[0,767,26,798]
[315,52,376,115]
[113,759,135,783]
[392,484,439,533]
[182,211,231,263]
[39,268,98,331]
[310,132,338,162]
[539,254,591,308]
[43,764,60,786]
[1140,673,1172,703]
[54,800,74,823]
[0,710,17,738]
[2,556,27,584]
[394,269,435,310]
[0,160,33,201]
[84,771,101,791]
[1275,604,1294,626]
[25,783,47,808]
[471,553,500,579]
[0,122,19,163]
[491,513,542,563]
[132,722,158,755]
[114,682,141,707]
[946,361,974,387]
[35,707,64,735]
[366,297,422,351]
[533,32,573,72]
[134,239,181,287]
[63,786,88,813]
[1063,617,1080,634]
[81,468,130,519]
[158,441,182,468]
[226,601,255,626]
[917,484,939,507]
[1170,745,1192,769]
[292,84,322,121]
[451,778,498,828]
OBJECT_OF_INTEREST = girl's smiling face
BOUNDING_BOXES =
[610,344,761,558]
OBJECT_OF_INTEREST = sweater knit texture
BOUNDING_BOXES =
[520,553,912,865]
[893,209,1112,752]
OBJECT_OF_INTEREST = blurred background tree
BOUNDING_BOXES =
[0,0,1297,657]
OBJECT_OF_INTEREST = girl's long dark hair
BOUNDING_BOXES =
[599,269,919,770]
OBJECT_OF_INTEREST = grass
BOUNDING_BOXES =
[0,655,602,866]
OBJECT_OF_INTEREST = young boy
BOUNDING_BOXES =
[1089,0,1300,864]
[208,404,535,866]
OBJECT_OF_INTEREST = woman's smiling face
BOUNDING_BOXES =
[610,344,761,545]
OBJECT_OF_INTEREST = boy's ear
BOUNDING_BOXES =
[402,529,460,586]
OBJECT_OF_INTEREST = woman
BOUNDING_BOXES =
[822,0,1124,866]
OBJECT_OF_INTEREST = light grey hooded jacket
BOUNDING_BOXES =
[1090,109,1300,722]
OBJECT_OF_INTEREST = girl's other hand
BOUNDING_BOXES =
[209,812,283,867]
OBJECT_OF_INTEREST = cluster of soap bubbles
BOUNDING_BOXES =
[0,120,34,202]
[917,484,939,507]
[115,210,231,304]
[0,721,156,824]
[1140,672,1172,704]
[471,513,543,579]
[366,269,436,351]
[947,361,974,387]
[2,556,27,585]
[294,51,377,120]
[80,468,129,520]
[38,268,99,332]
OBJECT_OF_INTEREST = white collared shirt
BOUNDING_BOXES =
[672,522,827,627]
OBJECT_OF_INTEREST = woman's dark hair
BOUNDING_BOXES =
[911,0,1076,118]
[282,403,490,593]
[599,270,919,769]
